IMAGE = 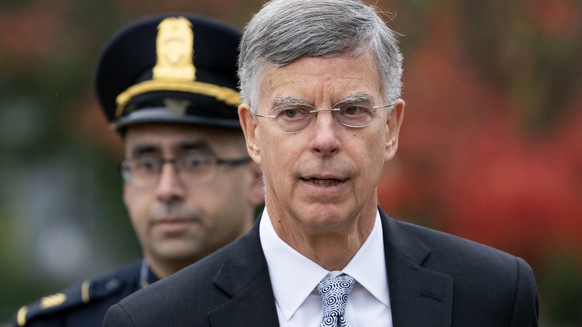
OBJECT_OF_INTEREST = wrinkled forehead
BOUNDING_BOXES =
[258,54,383,108]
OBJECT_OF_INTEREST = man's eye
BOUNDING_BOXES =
[340,105,371,117]
[135,158,159,172]
[183,156,211,169]
[277,106,310,120]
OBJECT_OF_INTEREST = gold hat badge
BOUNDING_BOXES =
[153,17,196,80]
[114,17,240,119]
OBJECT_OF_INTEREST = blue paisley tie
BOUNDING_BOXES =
[316,273,356,327]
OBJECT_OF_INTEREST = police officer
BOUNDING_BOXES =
[14,13,263,326]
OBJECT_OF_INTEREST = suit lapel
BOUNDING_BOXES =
[381,211,453,327]
[206,212,453,326]
[207,220,280,327]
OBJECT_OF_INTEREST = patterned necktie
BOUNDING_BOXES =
[316,273,356,327]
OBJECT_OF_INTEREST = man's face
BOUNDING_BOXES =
[240,52,404,239]
[123,123,261,276]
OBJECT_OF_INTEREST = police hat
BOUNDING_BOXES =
[95,13,242,132]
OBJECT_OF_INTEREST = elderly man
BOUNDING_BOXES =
[103,1,539,326]
[15,14,263,326]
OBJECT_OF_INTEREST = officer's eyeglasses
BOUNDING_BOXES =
[249,102,396,133]
[120,153,251,187]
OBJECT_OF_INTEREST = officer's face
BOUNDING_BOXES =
[122,123,262,278]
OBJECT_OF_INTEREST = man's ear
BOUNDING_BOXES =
[238,103,261,165]
[385,99,405,161]
[246,162,264,207]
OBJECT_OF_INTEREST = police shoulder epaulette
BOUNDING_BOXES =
[15,261,142,326]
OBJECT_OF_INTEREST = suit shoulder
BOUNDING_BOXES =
[392,219,532,274]
[15,260,142,326]
[388,217,539,321]
[396,219,510,254]
[115,232,260,312]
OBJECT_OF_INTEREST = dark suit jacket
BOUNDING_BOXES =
[103,210,539,326]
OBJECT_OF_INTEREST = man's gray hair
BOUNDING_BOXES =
[238,0,403,109]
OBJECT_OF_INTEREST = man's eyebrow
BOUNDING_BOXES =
[272,96,311,108]
[333,93,375,106]
[129,140,211,157]
[271,93,375,109]
[130,145,159,157]
[178,140,212,152]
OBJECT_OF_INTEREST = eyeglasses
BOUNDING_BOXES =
[120,153,251,187]
[249,102,395,133]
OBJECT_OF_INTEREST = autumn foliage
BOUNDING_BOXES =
[377,0,582,269]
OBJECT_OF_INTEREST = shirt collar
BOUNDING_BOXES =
[260,210,328,320]
[140,259,160,289]
[259,209,389,321]
[343,211,390,307]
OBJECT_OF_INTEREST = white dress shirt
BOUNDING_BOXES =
[259,209,393,327]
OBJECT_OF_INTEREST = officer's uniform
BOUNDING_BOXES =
[14,12,242,326]
[14,260,157,327]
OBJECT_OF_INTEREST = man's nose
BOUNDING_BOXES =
[310,111,340,155]
[155,162,186,202]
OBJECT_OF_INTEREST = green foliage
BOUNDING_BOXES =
[541,253,582,324]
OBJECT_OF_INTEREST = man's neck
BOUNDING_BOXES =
[269,207,376,271]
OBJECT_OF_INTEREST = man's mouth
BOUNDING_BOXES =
[302,178,345,186]
[153,216,198,226]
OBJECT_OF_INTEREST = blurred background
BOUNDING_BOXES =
[0,0,580,325]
